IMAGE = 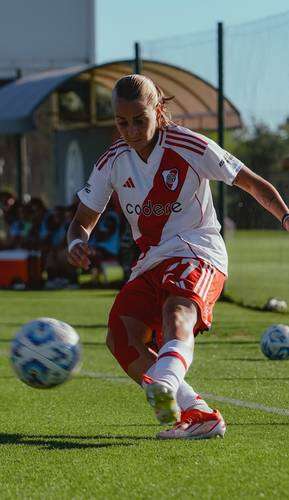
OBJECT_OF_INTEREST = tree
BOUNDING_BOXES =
[227,123,289,229]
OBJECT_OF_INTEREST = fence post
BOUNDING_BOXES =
[217,21,226,239]
[134,42,142,74]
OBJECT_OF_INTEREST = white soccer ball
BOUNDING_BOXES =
[260,324,289,360]
[264,298,288,313]
[10,317,81,388]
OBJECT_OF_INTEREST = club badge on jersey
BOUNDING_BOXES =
[162,169,179,191]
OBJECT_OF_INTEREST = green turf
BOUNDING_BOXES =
[1,286,289,499]
[226,230,289,308]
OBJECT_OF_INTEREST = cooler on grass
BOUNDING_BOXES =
[0,249,42,288]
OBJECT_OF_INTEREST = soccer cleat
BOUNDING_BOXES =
[157,407,226,439]
[145,382,180,425]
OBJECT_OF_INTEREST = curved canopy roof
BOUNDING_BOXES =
[0,59,242,135]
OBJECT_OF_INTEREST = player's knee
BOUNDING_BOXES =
[163,296,198,343]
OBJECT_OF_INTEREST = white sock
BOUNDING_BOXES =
[142,365,212,413]
[176,380,212,412]
[176,380,198,410]
[152,339,193,394]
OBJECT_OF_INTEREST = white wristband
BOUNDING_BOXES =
[68,239,84,253]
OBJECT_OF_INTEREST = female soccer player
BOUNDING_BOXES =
[67,75,289,440]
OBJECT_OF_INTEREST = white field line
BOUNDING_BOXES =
[81,370,289,417]
[2,345,289,417]
[201,392,289,417]
[81,370,130,383]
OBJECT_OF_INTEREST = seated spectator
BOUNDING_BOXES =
[88,204,120,285]
[6,202,32,249]
[0,191,16,248]
[24,197,50,252]
[118,214,140,283]
[44,206,79,289]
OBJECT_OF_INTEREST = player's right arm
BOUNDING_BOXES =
[68,143,118,269]
[67,202,101,270]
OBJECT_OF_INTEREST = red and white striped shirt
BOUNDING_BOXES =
[78,124,244,277]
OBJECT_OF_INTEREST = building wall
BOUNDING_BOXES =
[0,0,96,79]
[0,135,18,194]
[54,126,113,205]
[0,94,114,207]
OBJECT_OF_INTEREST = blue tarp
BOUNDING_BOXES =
[0,65,92,134]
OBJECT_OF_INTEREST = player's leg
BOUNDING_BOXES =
[106,271,203,401]
[106,315,157,384]
[143,257,226,438]
[144,295,197,423]
[107,310,204,407]
[106,263,214,433]
[146,295,225,438]
[106,275,160,384]
[176,380,210,412]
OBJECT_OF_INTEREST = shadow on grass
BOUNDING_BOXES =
[0,338,106,347]
[0,337,261,347]
[0,323,107,330]
[220,293,289,314]
[0,432,156,450]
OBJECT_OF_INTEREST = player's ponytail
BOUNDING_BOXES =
[153,82,174,129]
[112,74,174,129]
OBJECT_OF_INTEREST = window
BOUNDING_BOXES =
[95,84,113,121]
[58,80,90,123]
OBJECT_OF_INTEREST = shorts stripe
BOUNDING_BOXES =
[199,267,211,297]
[194,263,210,295]
[181,259,199,280]
[201,268,216,300]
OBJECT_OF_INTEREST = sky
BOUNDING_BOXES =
[96,0,289,129]
[96,0,289,63]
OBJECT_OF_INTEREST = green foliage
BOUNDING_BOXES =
[231,124,288,175]
[226,123,289,228]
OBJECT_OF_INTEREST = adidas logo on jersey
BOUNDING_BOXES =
[123,177,135,188]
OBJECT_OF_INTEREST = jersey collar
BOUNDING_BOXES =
[130,129,165,166]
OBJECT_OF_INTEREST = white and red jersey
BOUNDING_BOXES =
[78,124,244,278]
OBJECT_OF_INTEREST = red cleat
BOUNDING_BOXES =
[157,407,226,440]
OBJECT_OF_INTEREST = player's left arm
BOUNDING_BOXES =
[233,165,289,231]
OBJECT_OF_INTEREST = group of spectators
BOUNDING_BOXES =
[0,191,138,289]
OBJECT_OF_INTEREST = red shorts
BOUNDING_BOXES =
[109,257,226,347]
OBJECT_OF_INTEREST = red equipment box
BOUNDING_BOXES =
[0,250,42,288]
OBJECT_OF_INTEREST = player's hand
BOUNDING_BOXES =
[68,242,91,270]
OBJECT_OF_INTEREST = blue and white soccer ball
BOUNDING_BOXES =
[10,318,81,388]
[260,324,289,360]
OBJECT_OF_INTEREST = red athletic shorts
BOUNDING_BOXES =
[109,257,226,347]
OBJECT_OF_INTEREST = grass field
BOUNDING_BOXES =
[0,230,289,499]
[226,230,289,308]
[1,292,289,499]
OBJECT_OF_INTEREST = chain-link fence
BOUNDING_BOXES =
[142,11,289,308]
